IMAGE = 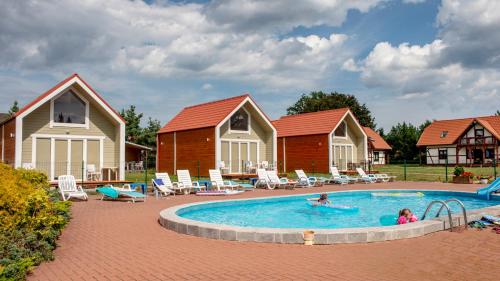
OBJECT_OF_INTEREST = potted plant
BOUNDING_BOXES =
[479,175,491,184]
[452,166,473,184]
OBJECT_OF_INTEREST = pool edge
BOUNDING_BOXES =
[159,190,500,244]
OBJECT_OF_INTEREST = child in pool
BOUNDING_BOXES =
[307,193,332,205]
[397,208,418,224]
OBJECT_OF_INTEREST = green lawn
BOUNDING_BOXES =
[377,164,498,182]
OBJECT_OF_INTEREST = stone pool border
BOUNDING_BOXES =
[159,190,500,244]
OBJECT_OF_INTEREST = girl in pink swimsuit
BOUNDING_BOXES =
[397,208,418,224]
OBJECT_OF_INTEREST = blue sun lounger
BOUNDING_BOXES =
[477,177,500,200]
[97,186,146,203]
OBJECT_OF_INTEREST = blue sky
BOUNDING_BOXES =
[1,0,499,129]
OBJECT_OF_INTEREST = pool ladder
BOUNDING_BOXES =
[421,199,468,232]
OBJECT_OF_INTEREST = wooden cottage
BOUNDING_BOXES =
[417,116,500,165]
[0,73,126,181]
[363,126,391,165]
[272,108,368,173]
[156,94,277,176]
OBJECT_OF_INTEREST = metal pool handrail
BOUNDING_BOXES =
[421,200,454,232]
[435,198,468,229]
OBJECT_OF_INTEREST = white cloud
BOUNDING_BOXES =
[353,0,500,121]
[201,83,213,90]
[402,0,426,4]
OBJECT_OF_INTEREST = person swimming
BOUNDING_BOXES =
[397,208,418,224]
[307,193,332,206]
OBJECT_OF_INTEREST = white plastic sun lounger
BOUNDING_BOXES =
[267,170,295,189]
[152,178,176,198]
[295,170,321,187]
[355,168,377,183]
[328,167,351,184]
[155,172,186,194]
[209,169,240,191]
[255,168,275,189]
[177,170,205,194]
[58,175,88,201]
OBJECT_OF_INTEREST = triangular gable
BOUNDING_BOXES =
[15,73,125,124]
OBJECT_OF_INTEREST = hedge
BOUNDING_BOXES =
[0,164,71,280]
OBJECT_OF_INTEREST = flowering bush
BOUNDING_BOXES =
[0,164,71,280]
[461,171,474,178]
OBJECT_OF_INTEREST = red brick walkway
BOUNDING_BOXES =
[30,182,500,281]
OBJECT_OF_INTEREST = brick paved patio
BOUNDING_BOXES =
[30,182,500,281]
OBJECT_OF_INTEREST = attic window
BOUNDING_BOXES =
[51,90,89,128]
[230,108,250,133]
[440,131,448,138]
[334,121,347,137]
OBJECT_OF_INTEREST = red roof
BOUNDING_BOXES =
[272,108,350,137]
[363,127,391,150]
[6,73,125,123]
[417,115,500,146]
[158,95,250,133]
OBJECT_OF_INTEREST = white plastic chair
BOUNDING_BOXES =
[87,164,101,181]
[255,168,275,189]
[58,175,88,201]
[295,170,320,187]
[267,170,295,189]
[219,161,230,175]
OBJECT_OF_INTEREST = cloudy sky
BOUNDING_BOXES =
[1,0,499,129]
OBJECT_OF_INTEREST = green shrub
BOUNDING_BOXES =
[453,166,465,177]
[0,164,71,280]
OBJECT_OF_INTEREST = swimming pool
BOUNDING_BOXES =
[177,190,500,229]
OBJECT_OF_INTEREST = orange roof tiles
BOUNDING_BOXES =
[417,115,500,146]
[159,94,249,133]
[272,108,349,137]
[363,126,391,150]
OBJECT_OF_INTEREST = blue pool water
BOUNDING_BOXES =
[178,190,500,229]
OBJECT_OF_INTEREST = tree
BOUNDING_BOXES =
[120,105,143,142]
[384,122,421,162]
[496,110,500,116]
[286,91,376,128]
[8,100,19,116]
[139,117,161,148]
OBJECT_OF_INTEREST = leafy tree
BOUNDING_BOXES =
[384,122,421,161]
[286,91,376,128]
[418,119,433,137]
[120,105,143,142]
[139,117,161,148]
[8,101,19,116]
[496,110,500,116]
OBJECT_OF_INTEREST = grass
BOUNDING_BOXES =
[376,164,498,182]
[124,165,499,185]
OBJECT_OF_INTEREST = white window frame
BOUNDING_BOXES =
[228,107,251,134]
[220,138,260,173]
[332,121,347,139]
[49,89,89,129]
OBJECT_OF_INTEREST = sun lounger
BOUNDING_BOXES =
[176,170,205,194]
[255,168,275,189]
[152,178,176,198]
[328,167,351,184]
[96,186,146,203]
[355,168,376,183]
[295,170,321,187]
[155,172,186,194]
[58,175,88,201]
[267,170,295,189]
[209,169,240,191]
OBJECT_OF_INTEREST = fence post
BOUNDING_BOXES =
[144,150,149,192]
[494,158,497,179]
[445,158,448,183]
[403,159,407,181]
[197,160,200,181]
